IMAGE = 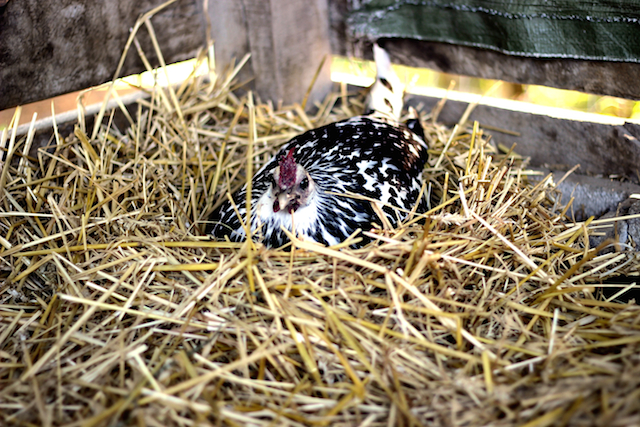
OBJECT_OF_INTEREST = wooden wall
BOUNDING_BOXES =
[0,0,206,110]
[0,0,333,111]
[3,0,640,108]
[1,0,640,180]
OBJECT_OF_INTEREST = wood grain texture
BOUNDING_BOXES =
[208,0,333,106]
[382,39,640,101]
[406,95,640,179]
[0,0,206,110]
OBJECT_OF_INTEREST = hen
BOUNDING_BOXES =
[210,45,429,247]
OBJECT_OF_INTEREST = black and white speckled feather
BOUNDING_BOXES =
[210,115,429,247]
[210,43,427,247]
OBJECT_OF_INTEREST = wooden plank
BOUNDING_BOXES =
[382,39,640,101]
[208,0,333,107]
[0,0,207,111]
[406,95,640,178]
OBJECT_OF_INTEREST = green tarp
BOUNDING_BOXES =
[348,0,640,62]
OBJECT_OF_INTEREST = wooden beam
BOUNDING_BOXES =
[382,39,640,101]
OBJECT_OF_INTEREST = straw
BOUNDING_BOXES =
[0,7,639,426]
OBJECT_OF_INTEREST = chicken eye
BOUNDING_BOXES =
[300,177,309,190]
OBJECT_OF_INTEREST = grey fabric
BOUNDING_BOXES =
[348,0,640,62]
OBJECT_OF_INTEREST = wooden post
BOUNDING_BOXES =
[208,0,333,107]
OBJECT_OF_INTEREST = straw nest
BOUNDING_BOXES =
[2,14,640,427]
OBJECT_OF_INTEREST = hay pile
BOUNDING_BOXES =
[1,18,640,427]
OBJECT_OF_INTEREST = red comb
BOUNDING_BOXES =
[278,148,297,189]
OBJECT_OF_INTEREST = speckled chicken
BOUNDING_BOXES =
[210,45,429,247]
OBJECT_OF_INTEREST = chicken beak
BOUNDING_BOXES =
[278,192,292,212]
